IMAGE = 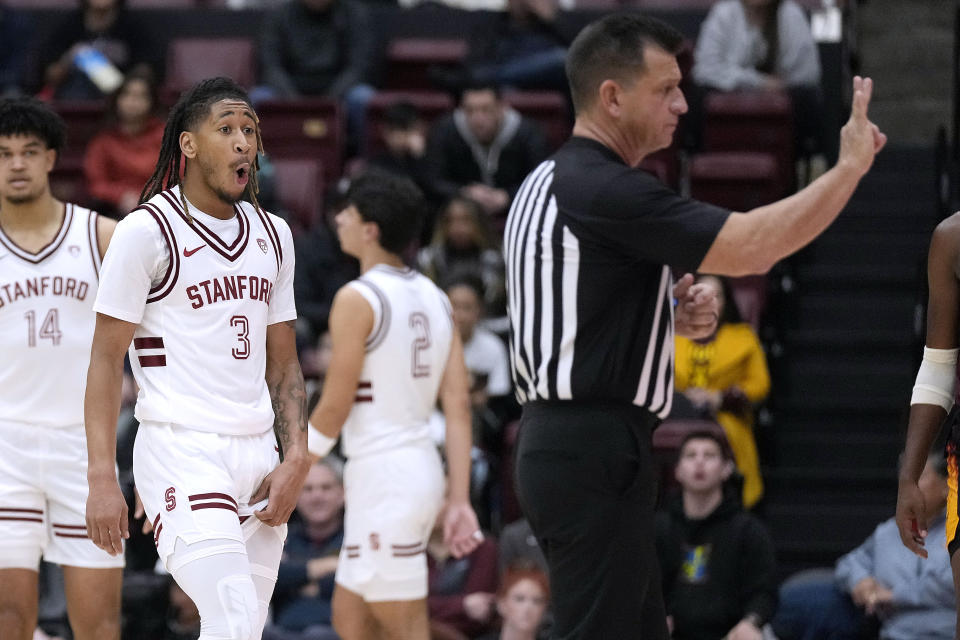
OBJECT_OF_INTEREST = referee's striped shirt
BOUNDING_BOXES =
[504,137,729,418]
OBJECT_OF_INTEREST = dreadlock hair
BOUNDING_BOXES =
[139,77,265,221]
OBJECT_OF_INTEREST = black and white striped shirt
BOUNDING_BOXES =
[504,137,729,417]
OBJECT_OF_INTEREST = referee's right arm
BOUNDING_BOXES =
[699,76,885,276]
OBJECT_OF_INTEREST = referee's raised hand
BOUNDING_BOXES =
[839,76,887,178]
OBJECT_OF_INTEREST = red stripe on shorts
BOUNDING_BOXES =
[191,503,239,514]
[0,516,42,523]
[138,355,167,367]
[189,493,238,507]
[133,337,165,349]
[54,532,88,539]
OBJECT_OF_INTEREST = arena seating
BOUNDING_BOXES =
[702,89,795,198]
[383,38,467,91]
[270,157,325,236]
[164,37,256,102]
[503,90,570,152]
[51,100,108,172]
[689,151,782,211]
[256,98,343,184]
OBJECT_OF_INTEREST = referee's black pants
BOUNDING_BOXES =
[515,400,669,640]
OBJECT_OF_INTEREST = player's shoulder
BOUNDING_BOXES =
[931,212,960,256]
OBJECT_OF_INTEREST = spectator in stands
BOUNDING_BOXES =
[656,430,777,640]
[692,0,826,157]
[258,0,375,153]
[464,0,570,94]
[428,503,499,639]
[83,69,163,218]
[477,565,550,640]
[446,274,511,405]
[424,83,549,220]
[419,197,507,319]
[775,453,955,640]
[367,100,432,205]
[498,519,546,576]
[36,0,158,101]
[0,5,30,96]
[293,209,358,345]
[264,457,345,640]
[674,275,771,509]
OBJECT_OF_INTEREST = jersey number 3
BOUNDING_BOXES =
[231,315,250,359]
[410,312,431,378]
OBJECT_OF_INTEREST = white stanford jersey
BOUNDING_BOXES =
[340,265,454,458]
[94,187,297,436]
[0,204,101,427]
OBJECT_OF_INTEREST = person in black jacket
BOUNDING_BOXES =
[655,430,777,640]
[425,82,549,221]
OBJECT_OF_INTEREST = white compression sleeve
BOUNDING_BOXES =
[911,346,959,411]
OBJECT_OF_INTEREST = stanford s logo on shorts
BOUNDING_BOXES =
[165,487,177,512]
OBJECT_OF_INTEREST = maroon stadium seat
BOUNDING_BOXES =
[256,99,343,184]
[128,0,196,6]
[702,89,795,197]
[689,151,781,211]
[3,0,75,6]
[363,90,454,157]
[384,38,467,91]
[729,275,769,331]
[269,157,324,236]
[164,38,256,101]
[51,100,108,173]
[50,164,90,209]
[503,90,569,153]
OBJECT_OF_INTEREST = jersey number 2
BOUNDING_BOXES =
[410,312,431,378]
[24,309,62,347]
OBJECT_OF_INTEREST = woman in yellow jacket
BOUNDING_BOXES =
[674,275,771,508]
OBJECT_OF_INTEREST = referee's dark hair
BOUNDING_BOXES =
[0,97,67,157]
[346,168,425,255]
[566,12,685,114]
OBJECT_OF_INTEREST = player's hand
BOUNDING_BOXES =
[252,458,311,526]
[86,474,128,556]
[442,500,482,558]
[673,273,719,339]
[838,76,887,178]
[895,479,928,558]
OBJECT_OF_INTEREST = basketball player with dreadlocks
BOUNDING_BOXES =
[0,97,120,640]
[84,77,309,640]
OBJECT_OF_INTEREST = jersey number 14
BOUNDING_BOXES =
[24,309,63,347]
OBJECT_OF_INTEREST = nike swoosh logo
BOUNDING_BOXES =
[183,245,206,257]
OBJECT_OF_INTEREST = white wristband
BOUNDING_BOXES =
[307,421,337,458]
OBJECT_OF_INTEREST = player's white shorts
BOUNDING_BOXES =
[133,421,286,573]
[336,440,445,602]
[0,420,124,570]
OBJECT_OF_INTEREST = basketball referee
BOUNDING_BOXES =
[504,13,886,639]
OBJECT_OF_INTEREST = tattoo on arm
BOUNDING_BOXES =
[269,360,307,461]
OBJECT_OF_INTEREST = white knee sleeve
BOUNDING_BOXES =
[170,539,260,640]
[912,347,959,411]
[215,574,260,640]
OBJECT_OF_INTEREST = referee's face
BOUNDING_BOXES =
[619,46,687,160]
